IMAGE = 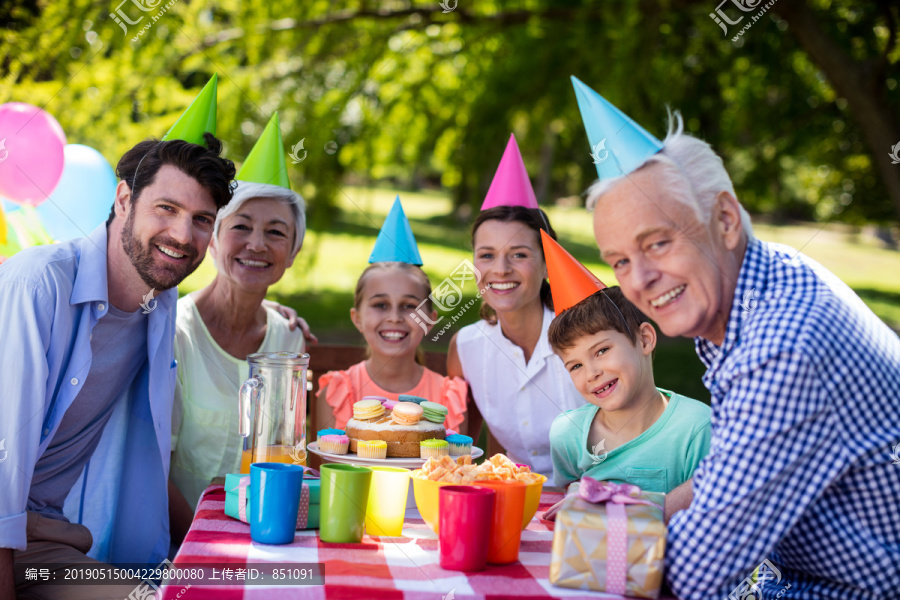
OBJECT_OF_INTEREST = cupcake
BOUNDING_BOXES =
[420,439,450,459]
[420,401,448,424]
[445,434,473,456]
[357,440,388,460]
[319,434,350,455]
[317,428,345,438]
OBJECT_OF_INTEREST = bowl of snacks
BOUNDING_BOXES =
[411,454,547,533]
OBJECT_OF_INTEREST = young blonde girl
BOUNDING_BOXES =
[315,262,468,434]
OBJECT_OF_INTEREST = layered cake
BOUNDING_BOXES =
[345,399,445,458]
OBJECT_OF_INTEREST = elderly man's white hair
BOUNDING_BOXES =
[213,180,307,257]
[586,112,754,238]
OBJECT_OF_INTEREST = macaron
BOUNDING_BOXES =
[398,394,427,405]
[382,399,399,411]
[420,401,448,424]
[353,398,385,421]
[391,402,424,426]
[362,395,390,404]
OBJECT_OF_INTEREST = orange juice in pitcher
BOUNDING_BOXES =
[240,444,307,473]
[239,352,309,473]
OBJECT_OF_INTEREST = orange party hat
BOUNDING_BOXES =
[541,230,607,315]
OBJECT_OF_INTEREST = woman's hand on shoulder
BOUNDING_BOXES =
[262,299,319,345]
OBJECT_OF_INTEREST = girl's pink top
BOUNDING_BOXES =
[319,361,468,430]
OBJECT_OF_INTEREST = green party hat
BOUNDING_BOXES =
[161,74,218,145]
[236,112,291,189]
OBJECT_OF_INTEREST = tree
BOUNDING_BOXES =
[2,0,897,225]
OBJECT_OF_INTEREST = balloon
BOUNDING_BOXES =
[37,144,117,242]
[0,202,7,245]
[0,205,53,259]
[0,103,67,206]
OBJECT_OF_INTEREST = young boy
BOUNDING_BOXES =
[540,232,711,493]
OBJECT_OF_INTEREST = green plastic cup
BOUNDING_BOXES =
[320,464,373,543]
[365,466,411,537]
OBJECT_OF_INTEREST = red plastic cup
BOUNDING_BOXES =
[439,486,496,571]
[474,480,527,564]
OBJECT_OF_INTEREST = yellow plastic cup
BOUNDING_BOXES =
[364,466,411,537]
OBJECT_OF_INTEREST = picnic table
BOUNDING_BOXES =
[162,484,674,600]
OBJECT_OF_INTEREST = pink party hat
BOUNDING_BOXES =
[480,134,539,211]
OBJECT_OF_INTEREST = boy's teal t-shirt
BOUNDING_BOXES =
[549,388,711,492]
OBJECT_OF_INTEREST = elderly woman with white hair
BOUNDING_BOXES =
[168,179,307,523]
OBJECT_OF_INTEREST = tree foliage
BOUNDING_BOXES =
[2,0,897,225]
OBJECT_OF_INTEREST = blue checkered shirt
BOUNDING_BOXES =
[666,237,900,599]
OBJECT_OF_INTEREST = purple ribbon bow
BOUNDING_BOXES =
[576,477,661,595]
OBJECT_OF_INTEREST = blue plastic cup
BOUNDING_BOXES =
[249,462,305,544]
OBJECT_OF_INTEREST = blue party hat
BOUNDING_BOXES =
[368,196,423,265]
[571,76,663,180]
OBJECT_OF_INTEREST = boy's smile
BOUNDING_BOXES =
[559,326,656,413]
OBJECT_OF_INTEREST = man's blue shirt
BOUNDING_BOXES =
[0,225,178,566]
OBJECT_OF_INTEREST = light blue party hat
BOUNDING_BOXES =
[368,196,423,265]
[571,76,663,180]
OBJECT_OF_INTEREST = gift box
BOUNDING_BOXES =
[224,472,321,529]
[549,478,666,599]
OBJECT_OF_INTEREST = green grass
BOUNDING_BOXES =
[181,186,900,403]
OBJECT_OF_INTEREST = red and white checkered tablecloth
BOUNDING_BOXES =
[162,485,670,600]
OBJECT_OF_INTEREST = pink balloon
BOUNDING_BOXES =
[0,103,67,206]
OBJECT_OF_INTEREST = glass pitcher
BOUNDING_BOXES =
[238,351,309,473]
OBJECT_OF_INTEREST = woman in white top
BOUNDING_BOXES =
[169,180,306,525]
[448,206,585,477]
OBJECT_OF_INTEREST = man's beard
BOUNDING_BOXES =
[121,208,202,291]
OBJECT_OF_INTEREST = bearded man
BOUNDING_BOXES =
[0,130,235,599]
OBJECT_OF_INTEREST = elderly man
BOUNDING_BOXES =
[573,77,900,599]
[0,77,235,600]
